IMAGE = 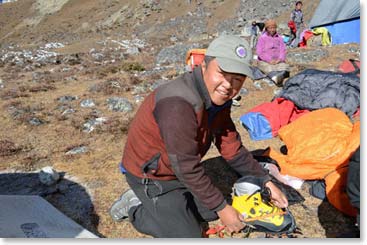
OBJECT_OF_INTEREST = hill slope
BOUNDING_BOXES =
[1,0,319,48]
[0,0,360,239]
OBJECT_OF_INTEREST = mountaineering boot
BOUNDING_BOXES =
[231,176,296,234]
[109,189,142,222]
[269,70,290,87]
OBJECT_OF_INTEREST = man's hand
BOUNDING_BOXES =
[265,181,288,208]
[217,204,245,234]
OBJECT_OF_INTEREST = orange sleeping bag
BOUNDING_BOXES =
[269,108,360,216]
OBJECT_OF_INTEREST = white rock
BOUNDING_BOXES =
[39,166,60,186]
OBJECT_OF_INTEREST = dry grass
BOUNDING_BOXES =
[0,139,22,157]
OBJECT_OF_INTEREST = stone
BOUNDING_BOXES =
[39,166,60,186]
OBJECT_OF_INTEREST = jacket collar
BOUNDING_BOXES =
[265,32,280,38]
[192,66,212,110]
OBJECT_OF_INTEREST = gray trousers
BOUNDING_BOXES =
[125,171,218,238]
[293,23,303,47]
[250,34,258,49]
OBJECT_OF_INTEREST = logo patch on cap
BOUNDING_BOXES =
[235,45,247,58]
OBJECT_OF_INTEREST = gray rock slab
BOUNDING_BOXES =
[0,195,98,238]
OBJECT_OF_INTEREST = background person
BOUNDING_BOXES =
[256,19,290,85]
[250,21,260,49]
[290,1,306,48]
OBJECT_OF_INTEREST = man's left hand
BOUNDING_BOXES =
[265,181,288,208]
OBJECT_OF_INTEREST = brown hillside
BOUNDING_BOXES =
[0,0,360,239]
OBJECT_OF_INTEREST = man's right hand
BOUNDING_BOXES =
[217,204,245,234]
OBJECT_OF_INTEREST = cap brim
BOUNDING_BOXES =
[216,57,254,79]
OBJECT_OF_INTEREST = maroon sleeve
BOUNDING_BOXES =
[153,97,226,211]
[213,107,271,185]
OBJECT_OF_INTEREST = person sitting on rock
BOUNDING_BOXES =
[256,19,290,86]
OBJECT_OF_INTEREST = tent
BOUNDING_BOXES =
[0,0,18,4]
[308,0,360,45]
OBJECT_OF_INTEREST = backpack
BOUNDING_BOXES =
[256,22,265,32]
[185,49,206,71]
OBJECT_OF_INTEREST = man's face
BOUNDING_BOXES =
[202,59,246,106]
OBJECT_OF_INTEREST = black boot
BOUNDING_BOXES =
[268,71,290,87]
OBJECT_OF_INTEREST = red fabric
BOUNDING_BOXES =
[288,20,296,33]
[249,98,310,137]
[353,108,360,117]
[338,59,360,77]
[299,30,314,47]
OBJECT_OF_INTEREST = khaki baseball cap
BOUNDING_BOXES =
[206,35,254,79]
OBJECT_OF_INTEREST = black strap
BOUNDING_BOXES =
[348,59,360,75]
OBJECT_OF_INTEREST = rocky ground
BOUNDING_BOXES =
[0,0,360,239]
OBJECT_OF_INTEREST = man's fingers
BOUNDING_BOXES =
[224,224,244,234]
[273,198,288,208]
